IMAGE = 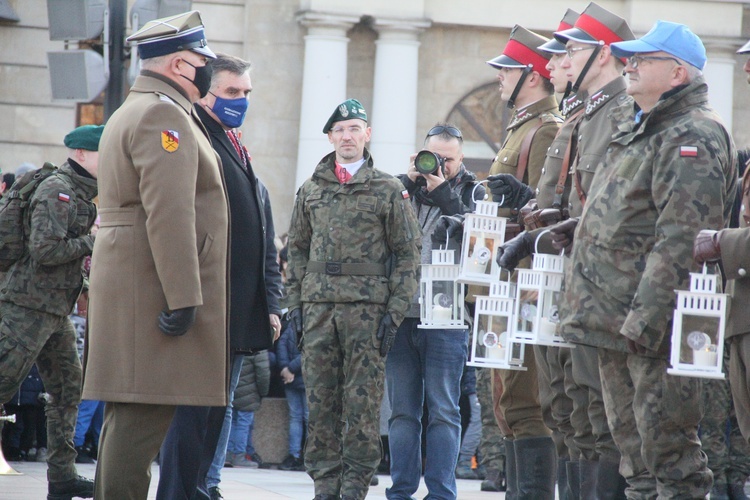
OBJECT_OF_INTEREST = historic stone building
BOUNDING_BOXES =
[1,0,749,232]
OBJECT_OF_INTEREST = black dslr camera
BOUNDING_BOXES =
[414,150,446,176]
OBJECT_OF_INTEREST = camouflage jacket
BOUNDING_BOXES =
[0,161,98,316]
[285,148,421,325]
[561,77,737,355]
[490,95,561,219]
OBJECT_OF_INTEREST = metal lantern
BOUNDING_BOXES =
[468,279,526,370]
[511,234,574,347]
[419,249,465,329]
[668,264,728,379]
[456,194,507,286]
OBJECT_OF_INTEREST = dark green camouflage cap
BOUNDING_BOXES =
[322,98,368,133]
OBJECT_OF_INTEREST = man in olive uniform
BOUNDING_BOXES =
[82,11,230,499]
[694,37,750,499]
[0,124,100,498]
[285,98,421,500]
[485,25,562,499]
[496,6,636,496]
[565,22,735,497]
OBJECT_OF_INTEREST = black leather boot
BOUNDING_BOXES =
[514,436,556,499]
[47,475,94,500]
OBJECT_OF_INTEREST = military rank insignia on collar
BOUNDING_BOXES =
[161,130,180,153]
[585,90,609,115]
[680,146,698,157]
[58,193,70,202]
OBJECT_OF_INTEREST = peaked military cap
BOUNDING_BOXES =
[487,25,553,80]
[322,98,368,134]
[64,125,104,151]
[539,9,580,54]
[554,2,633,46]
[738,39,750,54]
[127,10,216,60]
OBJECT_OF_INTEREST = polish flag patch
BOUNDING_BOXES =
[401,190,410,199]
[680,146,698,157]
[58,193,70,202]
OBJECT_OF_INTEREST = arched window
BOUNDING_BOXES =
[444,81,512,178]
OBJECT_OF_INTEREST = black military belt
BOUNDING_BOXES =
[307,261,386,276]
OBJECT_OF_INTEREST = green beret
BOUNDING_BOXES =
[64,125,104,151]
[322,98,368,133]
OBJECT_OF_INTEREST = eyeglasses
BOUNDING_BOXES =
[427,125,463,139]
[565,46,596,59]
[627,55,682,69]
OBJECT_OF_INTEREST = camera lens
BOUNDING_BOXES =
[414,150,442,175]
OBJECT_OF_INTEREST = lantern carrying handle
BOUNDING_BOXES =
[534,228,565,256]
[471,180,504,206]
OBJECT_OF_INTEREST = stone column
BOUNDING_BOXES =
[703,39,737,129]
[369,17,431,176]
[294,11,359,189]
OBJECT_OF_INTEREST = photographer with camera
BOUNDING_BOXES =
[386,124,483,500]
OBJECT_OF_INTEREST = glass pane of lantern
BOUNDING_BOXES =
[476,314,510,362]
[432,280,456,322]
[680,314,721,367]
[517,290,539,334]
[509,341,525,365]
[539,291,561,337]
[465,234,495,276]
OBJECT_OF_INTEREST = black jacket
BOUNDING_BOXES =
[196,105,283,352]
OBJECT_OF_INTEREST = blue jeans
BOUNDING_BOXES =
[205,354,245,489]
[285,386,308,458]
[385,318,468,500]
[227,410,254,455]
[74,400,104,447]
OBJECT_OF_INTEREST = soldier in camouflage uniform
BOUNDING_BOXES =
[484,25,562,499]
[0,125,100,498]
[563,22,736,497]
[285,98,421,500]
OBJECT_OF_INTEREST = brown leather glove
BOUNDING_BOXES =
[518,199,539,222]
[524,208,563,230]
[693,229,721,264]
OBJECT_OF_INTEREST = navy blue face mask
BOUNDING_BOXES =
[209,92,248,129]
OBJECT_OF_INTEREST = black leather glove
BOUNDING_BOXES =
[487,174,533,211]
[496,231,534,272]
[549,218,579,256]
[158,306,197,337]
[376,313,399,357]
[431,215,464,247]
[288,307,304,340]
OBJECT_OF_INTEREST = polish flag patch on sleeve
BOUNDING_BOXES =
[680,146,698,157]
[58,193,70,202]
[401,189,410,199]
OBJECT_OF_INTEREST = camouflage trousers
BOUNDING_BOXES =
[599,348,711,498]
[571,343,619,462]
[535,345,579,460]
[301,302,386,500]
[702,341,750,487]
[476,367,505,470]
[0,301,80,482]
[493,347,549,438]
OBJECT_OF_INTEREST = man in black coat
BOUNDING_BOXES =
[157,52,283,500]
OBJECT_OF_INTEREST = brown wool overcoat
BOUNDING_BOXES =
[82,74,230,406]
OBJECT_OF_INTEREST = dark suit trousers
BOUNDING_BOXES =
[156,404,224,500]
